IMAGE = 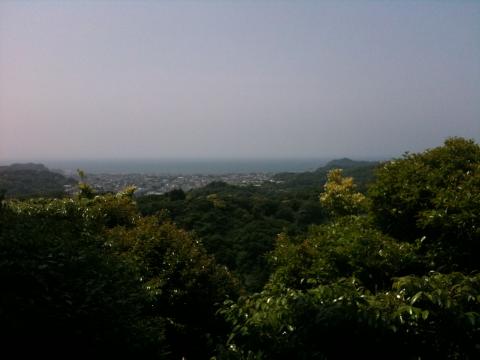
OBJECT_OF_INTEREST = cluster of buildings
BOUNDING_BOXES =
[65,172,276,196]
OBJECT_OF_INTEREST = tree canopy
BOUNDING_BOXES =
[1,138,479,359]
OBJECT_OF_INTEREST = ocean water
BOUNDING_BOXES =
[40,158,331,175]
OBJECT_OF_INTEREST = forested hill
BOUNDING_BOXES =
[0,163,74,198]
[323,157,378,169]
[273,158,379,190]
[1,138,480,359]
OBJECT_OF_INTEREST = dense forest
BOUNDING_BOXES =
[1,137,479,359]
[136,157,378,292]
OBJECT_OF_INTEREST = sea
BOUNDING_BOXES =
[30,158,332,175]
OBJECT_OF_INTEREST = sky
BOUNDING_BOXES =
[1,0,479,160]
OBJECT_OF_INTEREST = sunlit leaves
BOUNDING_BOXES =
[221,273,480,359]
[269,216,418,292]
[369,137,480,270]
[320,169,367,217]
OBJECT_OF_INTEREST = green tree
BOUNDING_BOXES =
[269,216,419,292]
[320,169,367,217]
[220,272,480,359]
[0,197,165,358]
[369,137,480,270]
[107,217,240,359]
[219,139,480,359]
[0,189,239,358]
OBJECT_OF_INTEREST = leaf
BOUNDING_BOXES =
[464,312,478,326]
[410,291,423,305]
[421,310,429,320]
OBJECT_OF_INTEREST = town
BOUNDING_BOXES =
[64,172,278,196]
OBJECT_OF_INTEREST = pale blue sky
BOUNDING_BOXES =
[1,0,479,160]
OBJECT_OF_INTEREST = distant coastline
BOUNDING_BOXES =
[0,158,330,175]
[0,158,388,175]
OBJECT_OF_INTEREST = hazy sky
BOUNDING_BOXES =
[1,0,479,160]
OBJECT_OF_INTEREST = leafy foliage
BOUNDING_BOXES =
[107,217,239,358]
[0,197,160,357]
[138,182,327,291]
[219,138,480,359]
[269,216,419,292]
[319,169,367,217]
[136,160,374,292]
[221,272,480,359]
[369,137,480,270]
[2,140,480,358]
[0,190,238,358]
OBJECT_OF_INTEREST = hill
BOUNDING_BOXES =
[273,158,380,191]
[0,163,75,198]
